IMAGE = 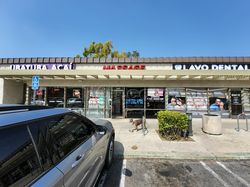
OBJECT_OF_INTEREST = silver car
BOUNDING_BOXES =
[0,106,115,187]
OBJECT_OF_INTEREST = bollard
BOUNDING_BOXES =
[186,112,193,136]
[142,116,148,136]
[236,113,249,132]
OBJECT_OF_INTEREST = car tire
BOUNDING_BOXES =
[105,136,114,169]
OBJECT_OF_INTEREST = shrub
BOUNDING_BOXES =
[157,110,188,140]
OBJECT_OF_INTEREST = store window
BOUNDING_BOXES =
[47,87,64,107]
[66,88,84,108]
[30,87,46,106]
[208,88,229,112]
[186,88,208,116]
[166,88,186,111]
[242,89,250,113]
[125,88,144,108]
[146,88,165,118]
[86,87,106,118]
[125,88,144,118]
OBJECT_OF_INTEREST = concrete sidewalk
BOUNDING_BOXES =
[108,118,250,160]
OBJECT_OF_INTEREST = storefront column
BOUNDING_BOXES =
[207,88,209,113]
[104,87,107,118]
[84,87,87,116]
[122,88,126,118]
[63,87,66,108]
[185,88,187,112]
[24,86,30,105]
[144,87,146,118]
[228,88,232,117]
[44,87,48,106]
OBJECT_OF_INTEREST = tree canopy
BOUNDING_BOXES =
[76,41,140,58]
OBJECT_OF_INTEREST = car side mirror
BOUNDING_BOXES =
[96,126,106,135]
[97,131,105,135]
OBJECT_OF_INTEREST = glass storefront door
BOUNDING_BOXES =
[231,90,242,115]
[112,88,123,118]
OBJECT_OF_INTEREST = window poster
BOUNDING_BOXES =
[231,91,241,104]
[167,96,186,110]
[125,88,144,108]
[166,88,186,110]
[88,88,105,109]
[146,88,165,109]
[186,89,208,111]
[186,97,207,110]
[208,89,229,111]
[209,97,229,111]
[147,88,164,97]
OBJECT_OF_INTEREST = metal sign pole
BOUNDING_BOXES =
[32,89,36,105]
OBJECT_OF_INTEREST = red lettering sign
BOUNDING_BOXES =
[103,65,146,70]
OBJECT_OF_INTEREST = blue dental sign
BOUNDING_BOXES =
[32,76,39,90]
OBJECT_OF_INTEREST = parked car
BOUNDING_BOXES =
[67,97,84,108]
[0,105,115,187]
[47,97,64,107]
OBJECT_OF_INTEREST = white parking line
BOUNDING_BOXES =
[216,161,250,187]
[119,159,127,187]
[200,161,230,187]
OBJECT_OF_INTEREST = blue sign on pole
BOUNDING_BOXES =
[32,76,39,90]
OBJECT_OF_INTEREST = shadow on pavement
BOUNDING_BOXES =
[102,141,128,187]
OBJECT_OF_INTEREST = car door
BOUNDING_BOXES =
[45,113,99,187]
[82,118,109,183]
[0,125,64,187]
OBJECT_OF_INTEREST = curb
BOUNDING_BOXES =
[114,152,250,160]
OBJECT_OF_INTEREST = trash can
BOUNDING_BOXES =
[186,112,193,136]
[202,114,222,135]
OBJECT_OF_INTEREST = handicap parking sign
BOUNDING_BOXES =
[32,76,39,83]
[32,76,39,90]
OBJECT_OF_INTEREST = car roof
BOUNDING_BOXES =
[0,108,71,128]
[0,104,52,112]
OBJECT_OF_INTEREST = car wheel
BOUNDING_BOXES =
[105,136,114,168]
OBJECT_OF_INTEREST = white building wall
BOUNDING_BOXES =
[0,78,3,104]
[3,80,24,104]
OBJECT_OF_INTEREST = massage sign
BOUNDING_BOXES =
[103,64,145,70]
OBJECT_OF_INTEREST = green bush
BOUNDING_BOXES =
[157,110,188,140]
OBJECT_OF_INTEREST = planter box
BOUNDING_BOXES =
[202,114,222,135]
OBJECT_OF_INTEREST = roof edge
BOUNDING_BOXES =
[1,56,250,64]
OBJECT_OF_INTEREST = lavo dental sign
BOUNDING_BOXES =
[173,64,250,70]
[10,63,74,70]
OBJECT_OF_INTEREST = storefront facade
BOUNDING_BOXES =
[1,57,250,118]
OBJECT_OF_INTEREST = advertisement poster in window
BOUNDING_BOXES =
[73,89,81,98]
[186,97,207,110]
[147,88,164,97]
[209,97,229,111]
[147,88,165,109]
[125,88,144,108]
[231,91,241,104]
[167,96,186,110]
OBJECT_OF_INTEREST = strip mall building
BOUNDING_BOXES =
[0,57,250,118]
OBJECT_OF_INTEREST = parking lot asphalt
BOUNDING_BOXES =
[100,159,250,187]
[109,118,250,160]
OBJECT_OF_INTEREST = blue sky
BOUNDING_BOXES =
[0,0,250,58]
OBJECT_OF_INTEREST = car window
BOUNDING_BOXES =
[29,114,95,167]
[0,126,42,187]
